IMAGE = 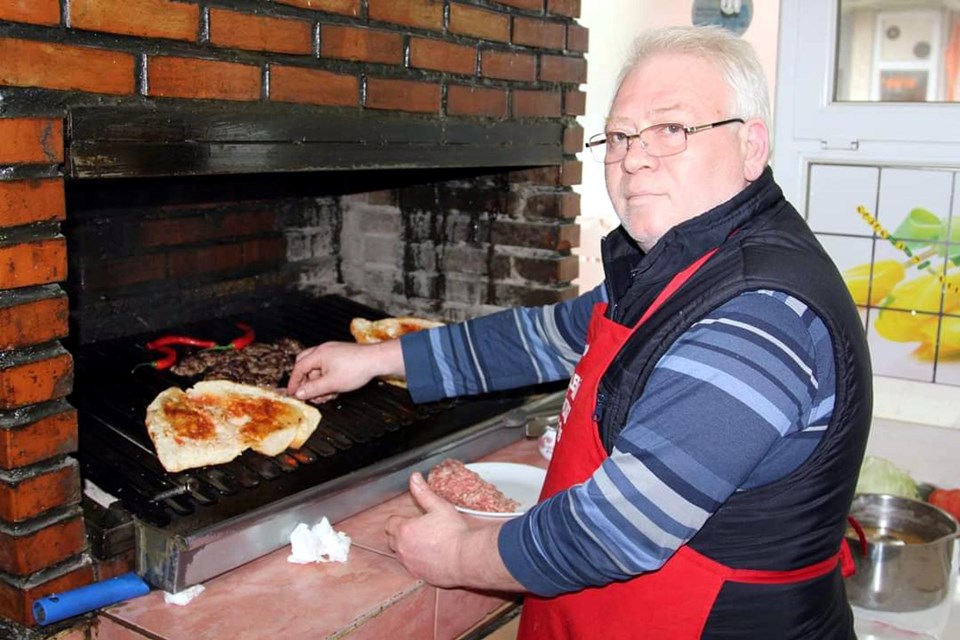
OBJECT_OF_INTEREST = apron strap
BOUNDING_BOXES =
[636,247,720,326]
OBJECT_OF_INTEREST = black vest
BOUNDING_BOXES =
[596,168,872,639]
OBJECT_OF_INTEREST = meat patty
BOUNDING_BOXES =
[171,339,304,387]
[427,459,520,513]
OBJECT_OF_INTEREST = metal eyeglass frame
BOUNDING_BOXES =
[585,118,745,162]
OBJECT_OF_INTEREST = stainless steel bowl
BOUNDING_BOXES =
[845,493,959,612]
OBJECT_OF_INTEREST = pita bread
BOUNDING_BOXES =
[349,317,444,345]
[146,380,321,473]
[349,316,444,387]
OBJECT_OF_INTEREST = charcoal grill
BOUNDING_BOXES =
[71,294,563,592]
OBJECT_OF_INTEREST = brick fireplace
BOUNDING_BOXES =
[0,0,585,629]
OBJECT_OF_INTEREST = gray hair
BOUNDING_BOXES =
[614,26,770,126]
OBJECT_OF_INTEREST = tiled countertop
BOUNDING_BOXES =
[95,439,547,640]
[81,417,960,639]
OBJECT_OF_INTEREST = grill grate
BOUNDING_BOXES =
[71,294,536,535]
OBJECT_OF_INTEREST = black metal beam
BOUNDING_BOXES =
[66,105,563,178]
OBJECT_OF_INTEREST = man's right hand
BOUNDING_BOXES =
[286,339,404,403]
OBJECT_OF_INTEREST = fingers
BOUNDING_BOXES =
[287,347,330,396]
[292,376,338,402]
[286,352,315,394]
[407,473,452,514]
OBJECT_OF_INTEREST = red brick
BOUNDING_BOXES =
[167,243,245,279]
[321,25,403,64]
[367,78,441,113]
[492,219,579,251]
[0,407,77,469]
[0,294,69,351]
[564,88,585,115]
[547,0,580,18]
[0,559,93,626]
[0,350,73,410]
[493,0,543,10]
[480,50,536,82]
[273,0,360,16]
[369,0,444,31]
[139,211,280,247]
[561,191,580,218]
[0,37,135,95]
[0,238,67,290]
[563,124,584,154]
[0,0,59,26]
[93,548,136,582]
[513,17,565,50]
[514,254,579,284]
[448,85,507,117]
[0,179,65,228]
[243,237,286,266]
[409,38,476,76]
[449,4,509,43]
[84,254,166,291]
[561,159,582,186]
[566,23,588,52]
[0,119,63,165]
[271,65,359,107]
[525,192,580,220]
[148,56,260,101]
[508,165,563,186]
[71,0,199,41]
[0,460,80,523]
[512,89,561,117]
[0,516,85,575]
[209,8,312,55]
[540,54,586,84]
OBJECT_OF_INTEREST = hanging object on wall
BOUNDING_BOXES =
[692,0,753,36]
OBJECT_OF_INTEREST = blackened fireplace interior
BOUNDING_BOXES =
[61,105,569,592]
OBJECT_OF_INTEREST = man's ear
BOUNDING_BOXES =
[740,119,770,181]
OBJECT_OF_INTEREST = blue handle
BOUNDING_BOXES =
[33,572,150,626]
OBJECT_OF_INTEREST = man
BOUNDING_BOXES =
[288,26,872,639]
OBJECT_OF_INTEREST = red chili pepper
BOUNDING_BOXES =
[231,322,255,349]
[212,322,255,350]
[146,335,218,350]
[132,346,178,373]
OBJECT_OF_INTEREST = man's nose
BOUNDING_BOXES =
[621,137,655,173]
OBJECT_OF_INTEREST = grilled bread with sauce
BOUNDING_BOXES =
[146,380,321,472]
[349,317,444,345]
[349,317,444,388]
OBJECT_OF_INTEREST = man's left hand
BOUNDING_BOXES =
[384,472,525,592]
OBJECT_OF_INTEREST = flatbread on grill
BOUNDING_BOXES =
[349,317,444,388]
[146,380,321,472]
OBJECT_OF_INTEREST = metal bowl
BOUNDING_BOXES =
[845,493,959,612]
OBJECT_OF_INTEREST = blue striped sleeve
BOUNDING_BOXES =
[402,284,607,403]
[499,290,836,596]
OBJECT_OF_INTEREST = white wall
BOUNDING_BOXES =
[575,1,782,290]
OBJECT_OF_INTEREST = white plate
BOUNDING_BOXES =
[455,462,547,518]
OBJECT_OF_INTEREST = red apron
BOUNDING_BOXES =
[518,249,854,640]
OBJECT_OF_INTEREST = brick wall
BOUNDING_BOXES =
[0,0,586,627]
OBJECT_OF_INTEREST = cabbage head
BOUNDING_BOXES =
[855,456,919,499]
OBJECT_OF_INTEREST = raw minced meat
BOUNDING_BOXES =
[427,459,520,513]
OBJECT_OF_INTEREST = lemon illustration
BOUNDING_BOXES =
[875,307,939,343]
[842,260,905,306]
[919,316,960,359]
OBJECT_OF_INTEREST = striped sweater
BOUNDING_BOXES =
[400,284,836,597]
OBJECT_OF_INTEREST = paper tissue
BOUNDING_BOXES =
[288,517,351,564]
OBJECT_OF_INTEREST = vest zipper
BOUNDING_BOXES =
[593,391,606,422]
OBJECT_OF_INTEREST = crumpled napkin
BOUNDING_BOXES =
[287,518,351,564]
[164,584,205,606]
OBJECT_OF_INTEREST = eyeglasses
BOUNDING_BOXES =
[585,118,745,163]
